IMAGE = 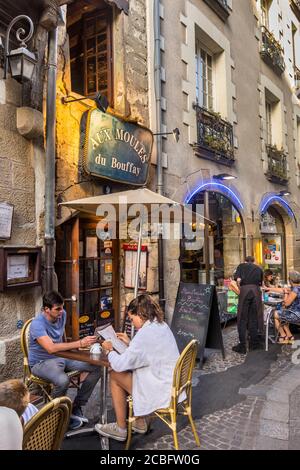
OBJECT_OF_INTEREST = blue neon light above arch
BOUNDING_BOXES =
[185,182,244,211]
[260,195,297,225]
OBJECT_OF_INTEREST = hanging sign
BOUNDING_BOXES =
[84,109,153,186]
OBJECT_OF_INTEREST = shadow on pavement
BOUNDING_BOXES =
[62,343,280,450]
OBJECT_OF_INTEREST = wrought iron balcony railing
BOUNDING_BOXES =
[203,0,230,21]
[266,145,288,184]
[290,0,300,22]
[260,26,285,76]
[193,105,234,166]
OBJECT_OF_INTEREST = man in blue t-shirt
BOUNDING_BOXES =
[29,291,101,429]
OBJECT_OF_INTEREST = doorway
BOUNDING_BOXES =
[181,190,245,285]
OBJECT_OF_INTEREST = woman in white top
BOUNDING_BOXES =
[0,407,23,450]
[95,294,180,442]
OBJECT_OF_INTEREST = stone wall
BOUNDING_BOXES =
[0,76,44,379]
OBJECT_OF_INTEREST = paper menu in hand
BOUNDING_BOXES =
[95,324,128,354]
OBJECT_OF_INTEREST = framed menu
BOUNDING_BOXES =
[0,247,41,291]
[0,203,14,239]
[7,255,29,281]
[123,244,148,290]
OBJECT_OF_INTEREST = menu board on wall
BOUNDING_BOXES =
[123,244,148,290]
[0,203,13,239]
[263,235,282,265]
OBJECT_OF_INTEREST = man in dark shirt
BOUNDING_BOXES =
[232,256,263,354]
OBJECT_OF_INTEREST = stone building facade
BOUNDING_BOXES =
[150,0,300,321]
[56,0,158,338]
[1,0,300,379]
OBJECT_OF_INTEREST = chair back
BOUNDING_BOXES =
[23,396,72,450]
[20,318,33,379]
[172,339,198,405]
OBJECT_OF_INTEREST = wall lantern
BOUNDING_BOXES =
[213,173,237,181]
[277,190,291,197]
[3,15,37,83]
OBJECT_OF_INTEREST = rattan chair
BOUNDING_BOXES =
[21,318,80,401]
[23,396,72,450]
[125,339,200,450]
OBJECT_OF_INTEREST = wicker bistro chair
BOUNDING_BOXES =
[21,318,80,401]
[23,396,72,450]
[125,339,200,450]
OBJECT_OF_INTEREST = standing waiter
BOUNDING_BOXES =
[232,256,263,354]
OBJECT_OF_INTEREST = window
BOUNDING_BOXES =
[261,0,270,29]
[292,24,297,66]
[67,5,113,103]
[195,41,214,111]
[265,100,273,145]
[297,116,300,164]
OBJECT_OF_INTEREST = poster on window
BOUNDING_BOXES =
[263,236,282,265]
[124,244,148,290]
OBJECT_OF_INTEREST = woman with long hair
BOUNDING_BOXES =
[95,294,180,442]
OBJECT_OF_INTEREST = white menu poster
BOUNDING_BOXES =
[0,203,13,239]
[7,255,29,280]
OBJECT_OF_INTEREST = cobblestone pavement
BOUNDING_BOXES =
[66,324,300,450]
[135,326,300,450]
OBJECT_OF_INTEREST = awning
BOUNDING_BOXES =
[60,187,214,225]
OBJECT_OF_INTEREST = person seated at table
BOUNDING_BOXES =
[95,294,180,442]
[0,379,38,426]
[263,269,276,288]
[28,290,101,429]
[273,271,300,344]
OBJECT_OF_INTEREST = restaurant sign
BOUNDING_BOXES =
[84,109,153,186]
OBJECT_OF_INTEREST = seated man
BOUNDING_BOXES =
[28,291,101,429]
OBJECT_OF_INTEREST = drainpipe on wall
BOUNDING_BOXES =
[44,28,58,292]
[154,0,165,311]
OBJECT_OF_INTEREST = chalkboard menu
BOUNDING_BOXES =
[171,282,225,366]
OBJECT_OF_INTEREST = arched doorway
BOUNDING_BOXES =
[181,188,246,286]
[259,194,297,283]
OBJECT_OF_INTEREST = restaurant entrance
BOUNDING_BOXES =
[55,215,119,340]
[180,189,245,322]
[181,190,245,285]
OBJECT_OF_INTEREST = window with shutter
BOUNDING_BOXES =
[67,3,113,104]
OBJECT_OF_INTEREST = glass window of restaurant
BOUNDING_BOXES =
[55,216,119,340]
[180,191,245,318]
[260,206,286,283]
